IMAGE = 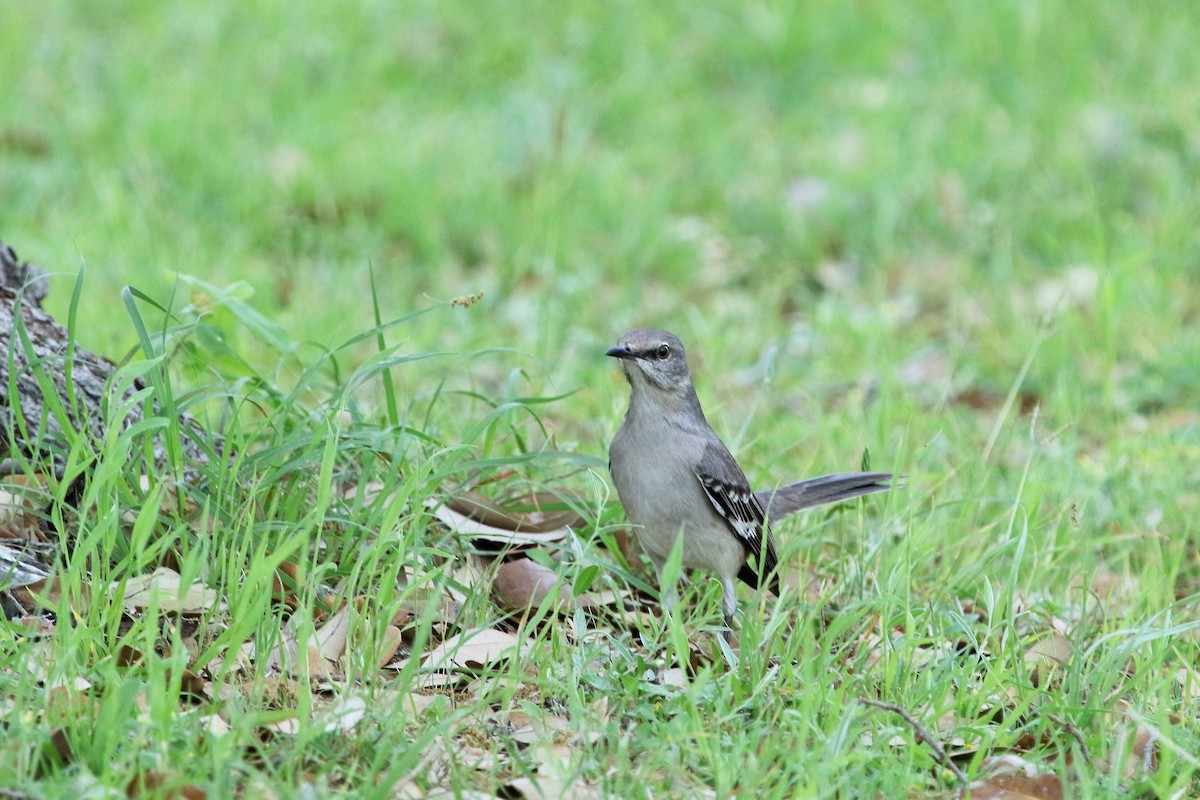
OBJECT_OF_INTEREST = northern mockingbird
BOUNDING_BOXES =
[606,328,893,635]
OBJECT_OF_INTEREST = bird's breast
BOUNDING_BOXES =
[608,416,727,563]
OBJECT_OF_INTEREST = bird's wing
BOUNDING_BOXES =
[694,442,778,583]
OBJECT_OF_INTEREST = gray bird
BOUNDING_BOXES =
[606,328,893,634]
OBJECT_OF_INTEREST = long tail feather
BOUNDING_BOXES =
[755,472,897,521]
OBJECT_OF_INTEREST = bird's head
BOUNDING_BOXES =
[606,328,692,393]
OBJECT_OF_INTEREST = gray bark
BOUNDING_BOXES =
[0,240,221,474]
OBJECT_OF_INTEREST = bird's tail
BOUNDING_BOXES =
[745,472,898,598]
[755,472,897,522]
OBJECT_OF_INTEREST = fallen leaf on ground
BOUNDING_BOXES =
[394,583,462,631]
[446,559,488,604]
[178,669,209,702]
[449,491,582,533]
[316,605,352,661]
[411,671,463,690]
[1,544,52,591]
[118,568,219,615]
[272,561,305,609]
[125,770,208,799]
[423,628,525,671]
[659,668,687,688]
[263,716,302,735]
[376,624,404,668]
[610,529,654,580]
[969,771,1064,800]
[196,714,231,737]
[427,491,578,546]
[506,776,601,799]
[493,559,570,614]
[262,619,336,680]
[320,694,368,733]
[1023,632,1072,687]
[492,707,571,745]
[395,693,447,716]
[0,473,49,539]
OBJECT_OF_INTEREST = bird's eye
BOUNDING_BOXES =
[656,344,671,360]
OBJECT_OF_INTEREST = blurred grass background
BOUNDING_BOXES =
[6,0,1199,482]
[3,0,1198,570]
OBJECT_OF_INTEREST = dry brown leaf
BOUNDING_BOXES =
[272,561,304,609]
[44,685,97,724]
[305,642,335,681]
[452,742,507,771]
[1127,726,1159,776]
[493,559,570,614]
[589,695,609,722]
[1023,632,1072,687]
[376,624,404,668]
[0,473,48,539]
[270,562,338,613]
[610,529,654,581]
[395,693,447,716]
[1071,568,1139,611]
[116,644,144,667]
[659,668,687,688]
[533,739,576,777]
[125,770,208,799]
[427,493,576,546]
[952,386,1040,415]
[446,559,488,604]
[18,575,83,610]
[196,714,231,737]
[14,614,54,636]
[263,716,302,735]
[341,480,401,508]
[394,583,462,631]
[316,606,352,661]
[178,669,209,703]
[969,772,1064,800]
[412,671,464,690]
[506,776,600,799]
[320,694,367,734]
[423,627,525,671]
[262,621,335,680]
[494,708,571,746]
[42,728,74,769]
[448,491,582,534]
[118,568,219,615]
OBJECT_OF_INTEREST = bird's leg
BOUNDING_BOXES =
[720,576,737,641]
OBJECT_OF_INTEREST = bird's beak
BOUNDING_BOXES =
[606,344,635,360]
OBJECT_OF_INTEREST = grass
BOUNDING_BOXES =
[2,0,1199,797]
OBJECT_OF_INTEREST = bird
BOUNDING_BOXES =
[606,328,893,636]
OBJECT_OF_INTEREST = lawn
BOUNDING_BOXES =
[1,1,1198,797]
